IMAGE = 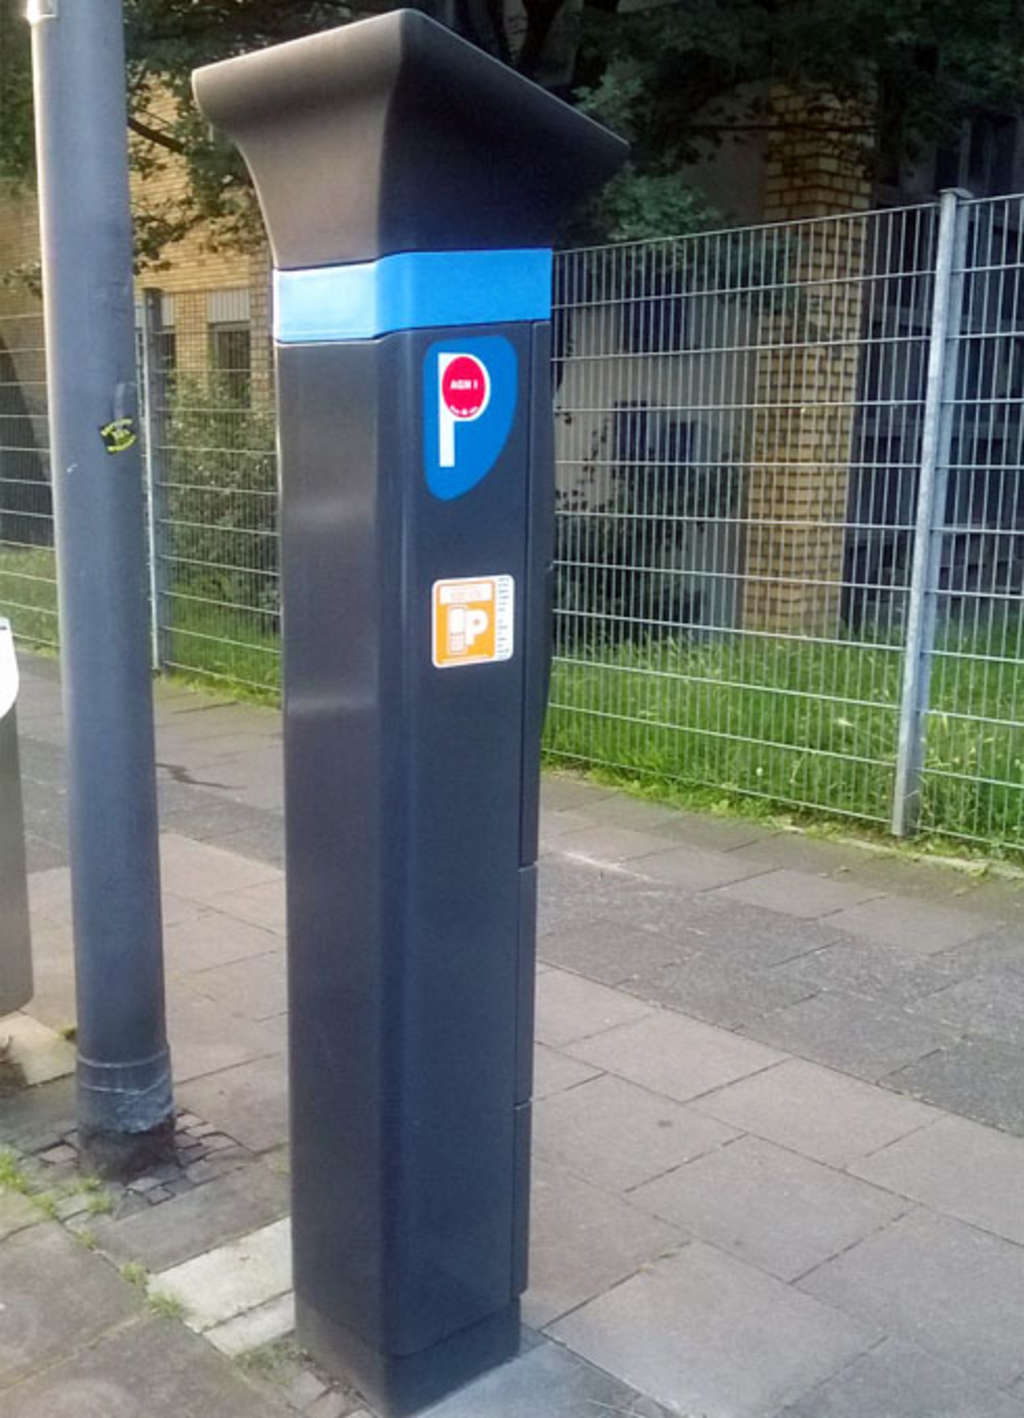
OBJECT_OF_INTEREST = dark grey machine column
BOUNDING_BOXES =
[194,14,625,1414]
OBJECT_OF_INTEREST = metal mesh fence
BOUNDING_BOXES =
[2,193,1024,850]
[142,282,279,693]
[0,302,55,649]
[549,207,939,830]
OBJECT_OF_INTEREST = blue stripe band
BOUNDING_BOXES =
[274,248,553,343]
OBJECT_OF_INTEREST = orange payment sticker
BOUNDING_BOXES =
[432,575,514,669]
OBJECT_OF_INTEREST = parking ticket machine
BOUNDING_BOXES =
[194,16,626,1412]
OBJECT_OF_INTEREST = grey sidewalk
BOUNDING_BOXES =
[5,653,1024,1417]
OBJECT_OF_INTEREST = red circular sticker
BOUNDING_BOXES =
[441,355,488,419]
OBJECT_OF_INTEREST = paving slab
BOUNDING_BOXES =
[824,896,990,953]
[556,824,681,864]
[674,896,848,969]
[0,1223,142,1387]
[163,909,282,976]
[151,1216,292,1333]
[531,1044,601,1100]
[0,1314,294,1418]
[582,876,738,941]
[209,878,287,933]
[157,788,282,860]
[629,844,770,892]
[525,1158,684,1328]
[307,1393,355,1418]
[19,956,77,1032]
[940,922,1024,975]
[157,734,279,775]
[727,834,884,877]
[91,1161,289,1271]
[771,935,971,1006]
[950,875,1024,923]
[779,1336,1024,1418]
[0,1193,42,1242]
[533,968,652,1047]
[563,795,679,834]
[816,844,991,901]
[536,808,594,849]
[166,990,279,1085]
[0,1012,74,1084]
[631,1135,908,1282]
[909,966,1024,1046]
[536,855,627,936]
[203,820,285,869]
[711,869,882,919]
[422,1336,672,1418]
[564,1009,783,1102]
[550,1240,880,1418]
[538,912,698,986]
[533,1073,737,1192]
[799,1208,1024,1387]
[621,952,817,1029]
[883,1035,1024,1136]
[176,1054,289,1153]
[189,951,287,1022]
[26,865,72,927]
[644,810,777,852]
[539,776,618,812]
[205,1292,296,1357]
[743,990,958,1082]
[691,1058,939,1168]
[159,833,282,904]
[850,1113,1024,1246]
[24,834,66,873]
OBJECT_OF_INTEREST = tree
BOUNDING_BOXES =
[573,0,1024,237]
[3,0,1024,263]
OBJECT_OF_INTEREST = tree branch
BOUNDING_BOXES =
[127,114,188,156]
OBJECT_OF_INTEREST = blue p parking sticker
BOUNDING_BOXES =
[423,335,517,500]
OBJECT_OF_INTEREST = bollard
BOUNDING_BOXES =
[194,14,626,1413]
[0,619,32,1016]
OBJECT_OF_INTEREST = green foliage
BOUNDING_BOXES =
[571,167,721,246]
[576,0,1024,184]
[120,1261,150,1288]
[147,1289,188,1320]
[0,6,31,188]
[545,622,1024,854]
[2,0,1023,263]
[162,372,278,615]
[0,1146,30,1194]
[0,545,58,649]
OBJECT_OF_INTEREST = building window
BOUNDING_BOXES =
[207,289,252,405]
[210,323,252,404]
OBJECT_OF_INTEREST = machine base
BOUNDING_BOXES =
[296,1294,521,1417]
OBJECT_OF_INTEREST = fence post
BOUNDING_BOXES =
[140,288,170,671]
[892,188,970,837]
